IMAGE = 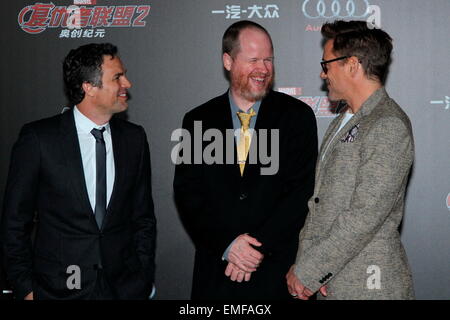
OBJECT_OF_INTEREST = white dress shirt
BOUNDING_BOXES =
[73,106,115,212]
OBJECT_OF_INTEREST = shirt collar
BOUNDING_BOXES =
[357,86,387,117]
[73,106,111,135]
[228,90,262,114]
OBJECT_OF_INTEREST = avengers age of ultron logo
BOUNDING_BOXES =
[278,87,341,118]
[18,2,151,37]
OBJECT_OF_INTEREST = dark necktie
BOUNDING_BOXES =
[91,127,106,229]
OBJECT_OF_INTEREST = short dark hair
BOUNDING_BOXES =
[321,20,393,83]
[222,20,273,57]
[63,43,118,106]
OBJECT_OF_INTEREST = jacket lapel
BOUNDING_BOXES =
[319,113,343,157]
[216,90,279,181]
[317,111,362,191]
[59,110,96,223]
[214,92,242,181]
[322,112,362,160]
[244,91,279,180]
[314,112,344,185]
[106,118,127,218]
[316,88,388,185]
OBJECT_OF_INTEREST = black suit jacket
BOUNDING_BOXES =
[174,90,318,299]
[1,110,156,300]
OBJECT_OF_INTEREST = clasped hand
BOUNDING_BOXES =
[224,234,264,282]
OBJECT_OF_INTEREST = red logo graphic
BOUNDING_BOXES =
[18,3,151,34]
[299,96,340,117]
[18,3,55,34]
[277,87,339,117]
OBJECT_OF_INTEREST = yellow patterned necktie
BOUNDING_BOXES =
[236,108,256,176]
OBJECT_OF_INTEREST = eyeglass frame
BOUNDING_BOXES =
[320,56,348,74]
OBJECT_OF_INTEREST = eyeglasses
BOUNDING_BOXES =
[320,56,348,74]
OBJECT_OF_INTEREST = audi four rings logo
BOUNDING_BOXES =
[302,0,371,19]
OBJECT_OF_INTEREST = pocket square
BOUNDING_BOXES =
[341,124,360,143]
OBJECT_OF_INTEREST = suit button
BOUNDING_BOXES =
[239,193,248,200]
[93,264,103,270]
[314,197,319,203]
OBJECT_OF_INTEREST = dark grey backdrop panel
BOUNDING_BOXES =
[1,0,449,299]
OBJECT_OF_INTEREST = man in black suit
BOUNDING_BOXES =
[1,43,156,300]
[173,21,318,300]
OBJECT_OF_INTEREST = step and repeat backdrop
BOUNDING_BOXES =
[1,0,449,299]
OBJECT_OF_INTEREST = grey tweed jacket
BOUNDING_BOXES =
[294,87,415,299]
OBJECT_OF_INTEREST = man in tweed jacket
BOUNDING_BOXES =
[286,20,415,299]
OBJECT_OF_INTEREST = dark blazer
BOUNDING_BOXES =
[174,90,318,300]
[1,110,156,300]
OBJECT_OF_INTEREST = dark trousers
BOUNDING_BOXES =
[89,269,117,300]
